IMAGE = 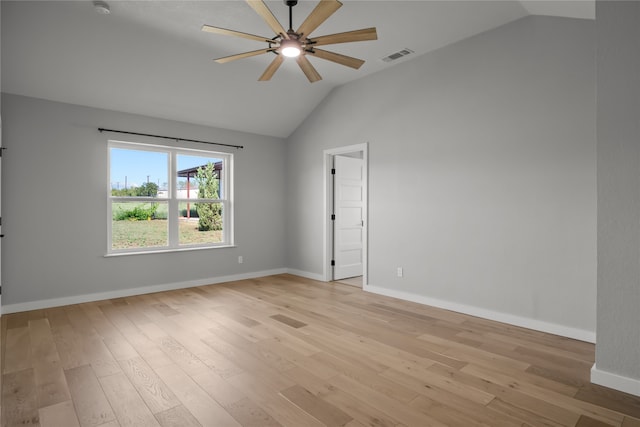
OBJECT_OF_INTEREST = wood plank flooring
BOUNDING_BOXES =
[2,274,640,426]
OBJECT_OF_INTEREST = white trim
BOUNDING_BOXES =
[323,143,369,286]
[591,364,640,397]
[1,268,287,314]
[286,269,325,282]
[104,244,237,257]
[323,153,332,281]
[364,283,596,343]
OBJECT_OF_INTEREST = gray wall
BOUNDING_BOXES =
[286,16,597,333]
[1,94,287,307]
[596,1,640,382]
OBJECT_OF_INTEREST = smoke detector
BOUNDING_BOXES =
[93,1,111,15]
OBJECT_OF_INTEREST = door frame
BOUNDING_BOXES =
[323,143,368,286]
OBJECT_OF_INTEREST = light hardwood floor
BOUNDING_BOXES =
[336,277,363,288]
[2,274,640,427]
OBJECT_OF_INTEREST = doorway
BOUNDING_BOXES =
[323,143,368,287]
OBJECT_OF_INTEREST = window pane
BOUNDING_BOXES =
[110,148,169,199]
[177,154,223,200]
[178,202,223,245]
[108,142,232,254]
[111,201,168,249]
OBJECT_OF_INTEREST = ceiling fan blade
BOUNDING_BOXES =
[296,55,322,83]
[309,27,377,47]
[259,55,285,81]
[296,0,342,38]
[306,48,365,70]
[214,49,274,64]
[246,0,289,39]
[202,25,273,44]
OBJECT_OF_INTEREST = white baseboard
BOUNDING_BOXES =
[2,270,596,347]
[286,268,325,282]
[364,283,596,343]
[591,364,640,397]
[1,268,288,314]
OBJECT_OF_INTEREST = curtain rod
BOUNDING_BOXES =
[98,128,244,150]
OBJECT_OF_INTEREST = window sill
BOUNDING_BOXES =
[104,245,237,257]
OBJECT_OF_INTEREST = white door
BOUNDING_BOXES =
[333,155,364,280]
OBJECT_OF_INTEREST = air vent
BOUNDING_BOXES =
[381,48,414,63]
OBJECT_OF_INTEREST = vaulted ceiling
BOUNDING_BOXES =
[1,1,594,138]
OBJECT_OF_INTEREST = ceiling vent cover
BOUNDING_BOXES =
[381,48,414,63]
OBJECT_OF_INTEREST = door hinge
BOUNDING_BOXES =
[331,214,335,220]
[0,147,5,157]
[331,168,335,175]
[331,260,335,266]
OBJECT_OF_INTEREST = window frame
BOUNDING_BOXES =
[107,140,234,255]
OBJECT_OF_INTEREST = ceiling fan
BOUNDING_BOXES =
[202,0,378,83]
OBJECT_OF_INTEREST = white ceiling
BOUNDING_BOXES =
[1,1,594,138]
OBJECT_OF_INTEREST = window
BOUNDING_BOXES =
[108,141,233,254]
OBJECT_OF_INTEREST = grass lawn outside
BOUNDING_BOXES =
[111,218,223,249]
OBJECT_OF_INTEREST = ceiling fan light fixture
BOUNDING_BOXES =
[280,40,301,58]
[203,0,377,82]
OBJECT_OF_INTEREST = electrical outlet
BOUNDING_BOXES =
[238,256,243,264]
[397,267,403,278]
